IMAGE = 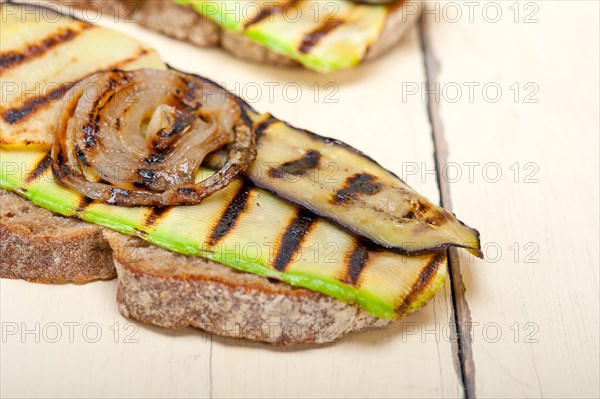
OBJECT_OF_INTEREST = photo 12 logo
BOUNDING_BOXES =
[400,161,540,185]
[402,81,540,104]
[1,321,141,344]
[396,320,540,344]
[409,1,540,24]
[0,1,139,23]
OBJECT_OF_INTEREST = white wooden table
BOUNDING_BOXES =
[1,1,598,398]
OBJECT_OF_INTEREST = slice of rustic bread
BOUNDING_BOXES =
[137,0,299,67]
[136,0,220,47]
[0,190,116,283]
[105,231,389,345]
[0,188,388,344]
[137,0,418,69]
[51,0,418,69]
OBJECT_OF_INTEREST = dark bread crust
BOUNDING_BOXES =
[0,190,116,283]
[137,0,298,67]
[51,0,417,69]
[0,0,394,344]
[0,191,388,344]
[137,0,416,69]
[137,0,220,47]
[107,231,389,345]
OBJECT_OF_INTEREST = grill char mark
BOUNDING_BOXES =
[273,210,317,272]
[83,71,130,150]
[343,241,371,286]
[0,23,92,72]
[244,0,300,29]
[144,206,171,226]
[333,173,383,203]
[269,150,321,178]
[107,188,130,206]
[144,145,174,164]
[395,251,445,316]
[208,182,253,246]
[2,48,150,125]
[3,82,75,124]
[77,196,95,212]
[25,152,52,183]
[254,115,279,143]
[299,19,345,54]
[177,187,196,196]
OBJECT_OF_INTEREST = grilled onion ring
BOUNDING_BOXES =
[51,69,255,206]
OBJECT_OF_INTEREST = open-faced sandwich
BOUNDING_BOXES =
[0,3,481,345]
[43,0,420,73]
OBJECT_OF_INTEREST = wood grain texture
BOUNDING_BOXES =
[166,24,465,399]
[7,1,597,397]
[0,7,464,399]
[426,1,600,397]
[0,280,212,398]
[419,21,476,398]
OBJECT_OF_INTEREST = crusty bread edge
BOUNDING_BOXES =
[366,1,422,60]
[0,187,390,344]
[107,232,390,346]
[138,0,419,69]
[0,218,116,284]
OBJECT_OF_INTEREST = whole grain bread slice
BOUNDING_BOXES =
[0,189,388,344]
[137,0,417,69]
[0,190,116,283]
[51,0,418,69]
[137,0,300,67]
[81,0,418,67]
[105,231,389,345]
[135,0,220,47]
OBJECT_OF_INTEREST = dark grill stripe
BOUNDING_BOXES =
[112,48,149,69]
[244,0,299,29]
[2,48,150,125]
[343,241,370,285]
[25,152,52,183]
[0,23,91,73]
[333,173,383,204]
[77,196,95,212]
[299,19,344,54]
[144,206,171,226]
[255,115,279,143]
[269,150,321,178]
[208,182,252,246]
[273,209,317,272]
[395,251,446,315]
[3,82,75,124]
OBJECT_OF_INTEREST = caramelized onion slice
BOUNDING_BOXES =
[51,69,255,206]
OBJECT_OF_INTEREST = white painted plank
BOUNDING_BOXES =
[1,4,464,398]
[0,280,212,398]
[195,26,463,399]
[426,1,599,397]
[210,292,460,399]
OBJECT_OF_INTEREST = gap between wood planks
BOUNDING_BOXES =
[209,335,214,399]
[418,21,477,399]
[203,22,477,399]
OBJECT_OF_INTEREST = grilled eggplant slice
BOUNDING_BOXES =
[0,3,480,256]
[207,112,482,257]
[0,3,479,320]
[0,148,446,320]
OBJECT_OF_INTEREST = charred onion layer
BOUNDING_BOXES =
[51,69,255,206]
